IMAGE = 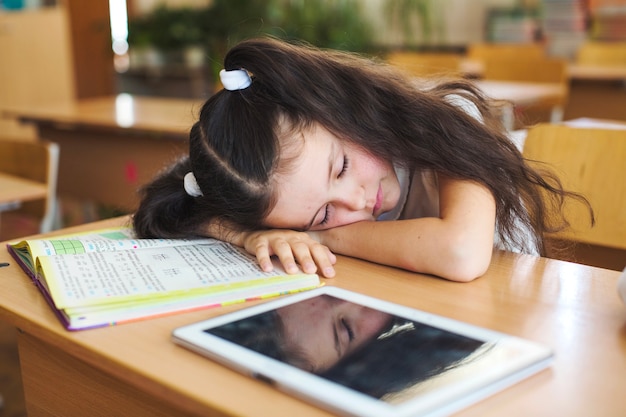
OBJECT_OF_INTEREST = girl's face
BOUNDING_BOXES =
[276,295,392,372]
[265,123,401,231]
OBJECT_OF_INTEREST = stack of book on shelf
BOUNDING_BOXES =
[590,4,626,41]
[6,227,320,331]
[541,0,588,58]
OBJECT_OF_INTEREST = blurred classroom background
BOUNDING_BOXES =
[1,1,625,416]
[0,1,624,269]
[1,0,625,274]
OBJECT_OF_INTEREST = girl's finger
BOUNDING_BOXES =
[253,241,274,272]
[310,245,336,278]
[270,239,300,274]
[289,241,318,275]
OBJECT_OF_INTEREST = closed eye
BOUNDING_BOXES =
[341,318,354,341]
[338,155,349,178]
[319,156,348,226]
[316,155,349,228]
[319,205,330,226]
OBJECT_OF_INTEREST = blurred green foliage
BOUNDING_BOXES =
[128,0,374,58]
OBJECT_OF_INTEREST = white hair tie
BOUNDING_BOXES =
[220,69,252,91]
[183,172,203,197]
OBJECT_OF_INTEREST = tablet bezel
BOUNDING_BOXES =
[172,286,552,417]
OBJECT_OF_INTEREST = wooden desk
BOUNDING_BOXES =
[1,217,624,417]
[568,64,626,81]
[474,80,566,108]
[2,95,201,211]
[463,59,626,82]
[474,80,567,129]
[0,172,47,211]
[462,58,626,122]
[562,117,626,130]
[564,68,626,122]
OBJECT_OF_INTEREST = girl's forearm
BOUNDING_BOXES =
[317,219,493,282]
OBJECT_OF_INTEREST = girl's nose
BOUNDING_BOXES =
[337,186,366,211]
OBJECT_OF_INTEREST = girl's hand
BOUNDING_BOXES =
[241,229,337,278]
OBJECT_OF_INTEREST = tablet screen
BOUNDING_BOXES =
[174,287,552,416]
[204,293,489,403]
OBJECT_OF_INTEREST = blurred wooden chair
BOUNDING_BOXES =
[465,42,545,75]
[0,139,59,237]
[466,42,546,62]
[523,124,626,270]
[576,41,626,66]
[386,51,463,78]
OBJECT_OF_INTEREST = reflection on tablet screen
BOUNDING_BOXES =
[205,294,488,403]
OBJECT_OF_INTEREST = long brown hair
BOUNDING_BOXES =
[133,37,591,255]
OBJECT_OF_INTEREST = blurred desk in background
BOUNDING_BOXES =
[568,64,626,81]
[463,58,626,122]
[462,59,626,82]
[475,80,566,108]
[565,64,626,122]
[0,173,47,212]
[474,80,567,130]
[562,117,626,129]
[2,95,201,212]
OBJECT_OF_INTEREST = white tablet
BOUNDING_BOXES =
[172,286,552,417]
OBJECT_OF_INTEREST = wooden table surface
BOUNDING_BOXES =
[567,64,626,81]
[474,79,567,107]
[0,216,624,417]
[1,95,201,211]
[2,94,203,136]
[2,83,568,143]
[2,84,569,134]
[0,172,47,210]
[462,58,626,82]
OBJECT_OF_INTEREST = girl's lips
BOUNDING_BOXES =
[373,185,382,216]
